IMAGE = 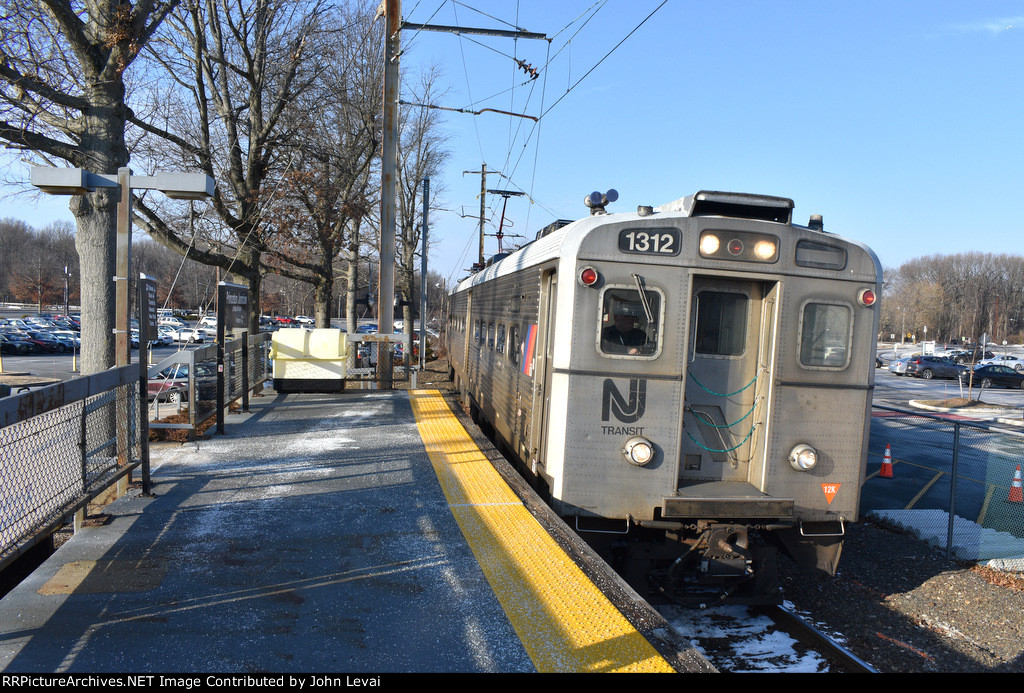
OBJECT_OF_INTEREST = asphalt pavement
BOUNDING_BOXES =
[0,389,538,673]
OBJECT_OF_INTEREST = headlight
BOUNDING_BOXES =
[622,436,655,466]
[699,233,720,255]
[789,443,817,471]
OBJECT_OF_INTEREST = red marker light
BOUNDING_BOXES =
[579,267,599,286]
[858,289,876,307]
[727,239,744,255]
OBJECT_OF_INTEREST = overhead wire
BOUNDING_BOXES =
[425,1,669,282]
[539,0,668,119]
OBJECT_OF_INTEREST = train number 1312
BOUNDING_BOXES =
[618,228,681,256]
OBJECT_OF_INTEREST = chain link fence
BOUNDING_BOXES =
[0,367,145,572]
[863,405,1024,567]
[148,331,271,436]
[0,331,272,572]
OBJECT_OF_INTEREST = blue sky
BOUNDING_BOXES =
[401,1,1024,287]
[7,2,1024,291]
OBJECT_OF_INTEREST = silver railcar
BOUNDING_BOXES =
[446,190,881,604]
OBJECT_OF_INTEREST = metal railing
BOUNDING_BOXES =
[148,331,271,437]
[0,366,145,573]
[864,405,1024,565]
[0,331,272,572]
[343,333,414,386]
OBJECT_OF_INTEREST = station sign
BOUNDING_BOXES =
[218,282,249,332]
[138,274,157,342]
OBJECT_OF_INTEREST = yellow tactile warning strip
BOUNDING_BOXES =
[409,390,675,673]
[38,559,166,594]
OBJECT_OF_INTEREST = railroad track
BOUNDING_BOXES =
[767,604,877,673]
[658,602,878,673]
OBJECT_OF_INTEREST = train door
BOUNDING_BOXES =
[530,270,557,472]
[679,276,776,487]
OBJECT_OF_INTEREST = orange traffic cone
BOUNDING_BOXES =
[880,444,893,478]
[1009,465,1023,503]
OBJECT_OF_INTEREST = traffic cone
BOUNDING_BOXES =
[880,444,894,478]
[1009,465,1023,503]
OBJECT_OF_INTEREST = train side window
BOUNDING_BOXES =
[799,302,852,368]
[694,291,747,356]
[474,319,482,344]
[509,325,520,365]
[599,287,662,358]
[487,322,495,349]
[496,323,506,354]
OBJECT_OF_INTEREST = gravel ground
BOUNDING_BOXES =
[779,517,1024,673]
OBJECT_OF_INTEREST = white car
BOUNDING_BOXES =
[294,315,314,325]
[167,327,207,343]
[199,315,218,328]
[978,355,1024,372]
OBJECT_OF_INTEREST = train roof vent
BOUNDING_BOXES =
[535,219,574,240]
[656,191,794,224]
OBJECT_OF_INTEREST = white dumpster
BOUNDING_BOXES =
[271,328,347,392]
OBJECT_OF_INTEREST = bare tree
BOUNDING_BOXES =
[881,252,1024,345]
[129,0,333,333]
[260,2,383,329]
[395,67,450,334]
[0,218,32,303]
[8,220,76,311]
[0,0,180,372]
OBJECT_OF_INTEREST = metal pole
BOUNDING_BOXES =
[377,0,400,388]
[420,177,429,371]
[947,422,960,559]
[116,168,132,367]
[479,163,486,266]
[138,276,152,496]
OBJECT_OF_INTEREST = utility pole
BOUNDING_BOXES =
[378,0,400,388]
[419,177,428,371]
[477,163,485,266]
[375,4,546,382]
[463,164,489,268]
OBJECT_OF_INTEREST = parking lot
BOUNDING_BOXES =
[875,343,1024,413]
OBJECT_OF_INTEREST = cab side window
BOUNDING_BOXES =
[799,302,852,368]
[599,287,661,357]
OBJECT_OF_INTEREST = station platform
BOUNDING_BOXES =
[0,388,714,674]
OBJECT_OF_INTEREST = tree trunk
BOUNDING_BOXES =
[314,279,332,328]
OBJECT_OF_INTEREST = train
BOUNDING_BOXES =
[445,189,881,605]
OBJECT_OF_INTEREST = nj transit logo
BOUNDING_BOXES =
[601,379,647,423]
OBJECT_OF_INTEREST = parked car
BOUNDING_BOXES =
[23,331,64,353]
[978,355,1024,372]
[905,355,967,380]
[148,363,217,403]
[294,316,314,325]
[49,332,79,351]
[969,365,1024,390]
[954,349,995,364]
[166,327,207,343]
[887,356,915,375]
[0,333,34,354]
[199,315,218,328]
[148,332,173,347]
[159,317,186,329]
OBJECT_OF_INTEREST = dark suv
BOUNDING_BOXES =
[906,355,967,380]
